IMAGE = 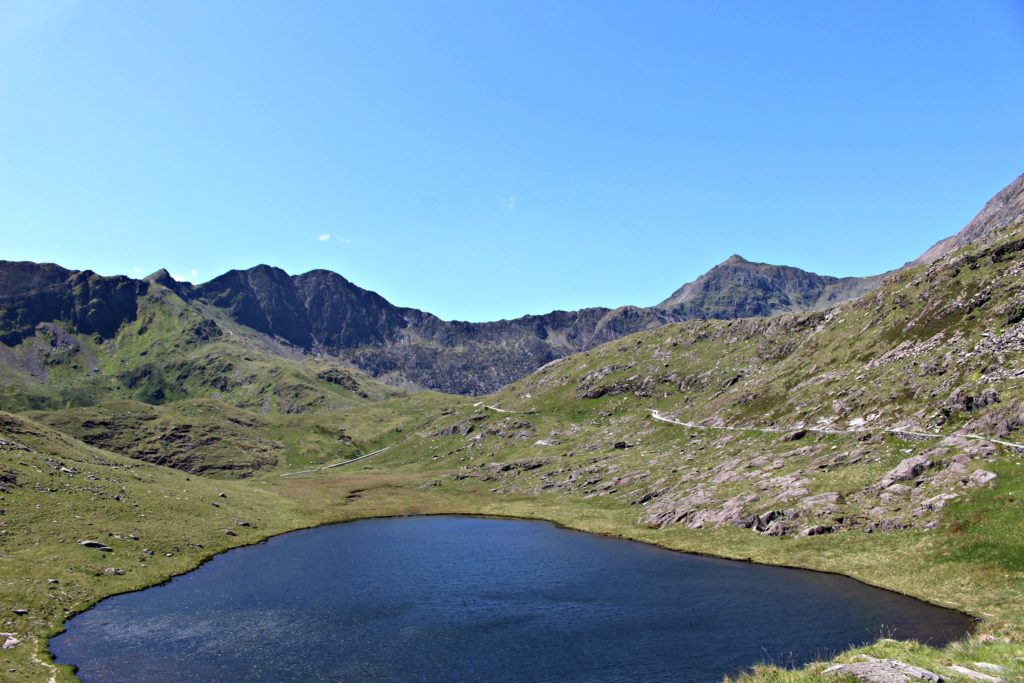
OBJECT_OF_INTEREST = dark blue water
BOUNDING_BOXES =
[51,516,971,682]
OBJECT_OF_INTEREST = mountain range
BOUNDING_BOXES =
[1,172,1021,397]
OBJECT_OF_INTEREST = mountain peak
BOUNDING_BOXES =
[145,268,174,283]
[656,254,876,317]
[722,254,750,266]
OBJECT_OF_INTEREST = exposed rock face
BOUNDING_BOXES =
[0,261,147,344]
[197,265,313,348]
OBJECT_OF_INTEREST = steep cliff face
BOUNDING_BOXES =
[0,261,147,344]
[293,269,407,348]
[197,266,313,348]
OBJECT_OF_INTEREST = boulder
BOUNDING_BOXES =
[800,491,842,515]
[948,388,974,412]
[877,455,932,489]
[78,540,113,552]
[823,657,942,681]
[751,510,781,532]
[948,664,1001,682]
[966,470,997,488]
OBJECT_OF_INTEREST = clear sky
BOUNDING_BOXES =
[1,1,1023,321]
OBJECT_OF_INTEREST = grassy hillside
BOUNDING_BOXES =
[0,281,400,414]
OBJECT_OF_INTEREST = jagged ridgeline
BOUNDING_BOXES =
[0,260,872,400]
[2,172,1020,402]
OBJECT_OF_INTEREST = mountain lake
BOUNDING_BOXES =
[50,516,973,682]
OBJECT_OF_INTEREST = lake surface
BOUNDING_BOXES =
[51,516,972,682]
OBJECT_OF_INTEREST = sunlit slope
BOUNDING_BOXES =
[0,278,400,413]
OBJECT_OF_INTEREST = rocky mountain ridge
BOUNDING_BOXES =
[1,171,1020,395]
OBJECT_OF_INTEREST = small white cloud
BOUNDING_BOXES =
[170,268,199,283]
[501,195,517,211]
[132,266,142,276]
[318,233,331,242]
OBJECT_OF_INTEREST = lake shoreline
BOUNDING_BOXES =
[46,497,979,681]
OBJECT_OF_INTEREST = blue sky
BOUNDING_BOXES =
[1,1,1022,321]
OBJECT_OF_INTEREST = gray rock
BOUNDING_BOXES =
[800,525,833,536]
[948,664,1001,682]
[79,539,113,552]
[972,663,1005,674]
[823,657,942,681]
[761,519,789,536]
[800,491,842,516]
[966,470,997,488]
[978,388,1000,407]
[877,455,932,489]
[752,510,781,532]
[948,388,974,412]
[1,636,19,650]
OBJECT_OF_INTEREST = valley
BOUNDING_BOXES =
[1,174,1023,681]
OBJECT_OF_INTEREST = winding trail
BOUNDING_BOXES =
[647,410,1024,452]
[280,447,391,477]
[473,402,513,413]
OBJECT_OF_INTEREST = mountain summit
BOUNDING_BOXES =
[657,255,880,318]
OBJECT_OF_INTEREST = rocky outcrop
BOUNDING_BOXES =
[0,261,147,344]
[824,656,942,682]
[197,265,313,348]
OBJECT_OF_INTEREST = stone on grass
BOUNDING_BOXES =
[948,664,1001,682]
[877,455,932,489]
[79,540,113,552]
[966,470,997,488]
[823,656,941,681]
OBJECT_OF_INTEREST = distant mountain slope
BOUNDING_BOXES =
[912,171,1024,266]
[656,254,882,318]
